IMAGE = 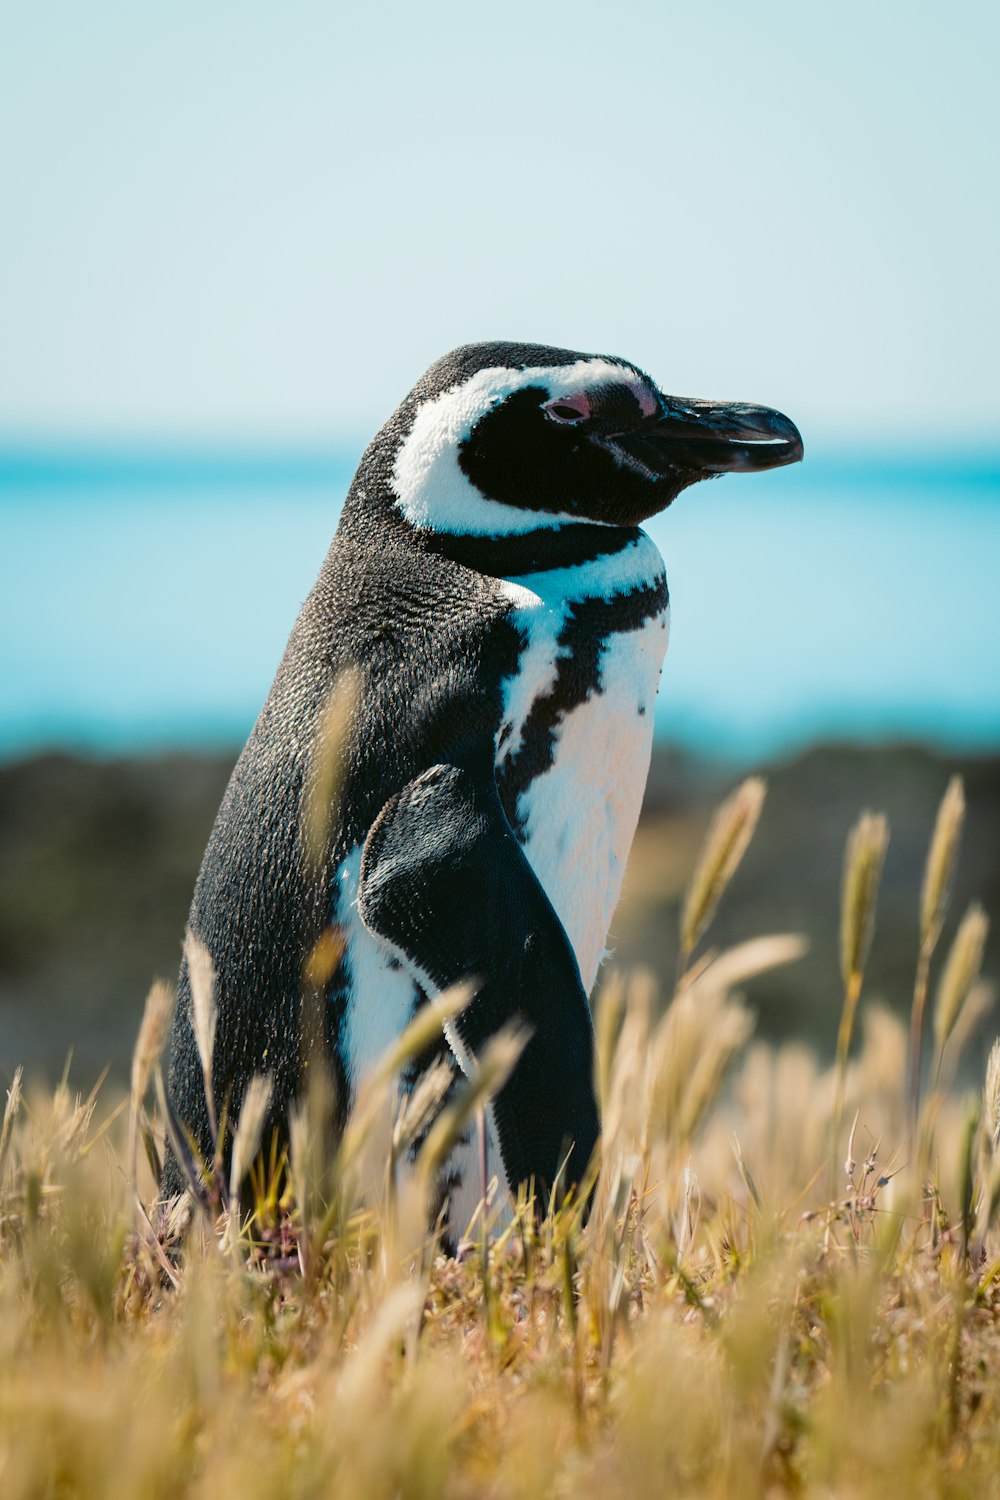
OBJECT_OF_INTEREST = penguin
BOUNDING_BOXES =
[162,341,802,1234]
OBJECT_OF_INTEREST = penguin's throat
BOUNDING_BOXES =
[421,522,643,579]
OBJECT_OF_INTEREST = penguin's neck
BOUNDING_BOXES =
[337,484,646,583]
[421,521,643,578]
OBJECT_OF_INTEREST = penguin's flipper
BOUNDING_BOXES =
[358,761,599,1200]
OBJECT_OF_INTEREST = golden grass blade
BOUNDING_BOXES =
[229,1074,274,1202]
[732,1133,763,1213]
[335,1282,423,1408]
[0,1066,23,1183]
[939,980,994,1093]
[303,667,361,875]
[840,811,889,987]
[131,986,173,1186]
[300,927,348,1078]
[693,933,809,996]
[416,1023,530,1194]
[153,1066,212,1215]
[183,929,218,1140]
[593,972,626,1121]
[679,999,754,1142]
[595,973,652,1160]
[680,777,766,967]
[910,778,966,1130]
[287,1063,338,1277]
[919,912,989,1193]
[370,980,475,1091]
[832,811,888,1189]
[958,1093,982,1264]
[649,985,754,1147]
[920,775,965,952]
[330,985,481,1231]
[303,926,347,989]
[130,979,175,1109]
[933,904,989,1056]
[392,1059,455,1158]
[985,1038,1000,1155]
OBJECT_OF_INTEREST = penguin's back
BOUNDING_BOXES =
[167,530,524,1166]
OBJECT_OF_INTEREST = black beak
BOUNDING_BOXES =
[615,395,804,476]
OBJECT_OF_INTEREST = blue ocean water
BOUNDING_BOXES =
[1,449,998,762]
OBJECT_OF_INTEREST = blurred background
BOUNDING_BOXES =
[1,1,998,1085]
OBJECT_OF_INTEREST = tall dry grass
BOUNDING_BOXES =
[0,771,998,1497]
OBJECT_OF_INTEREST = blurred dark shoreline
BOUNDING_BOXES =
[1,739,998,1089]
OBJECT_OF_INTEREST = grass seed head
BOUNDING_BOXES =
[940,979,994,1092]
[183,929,218,1107]
[681,776,766,961]
[920,775,965,952]
[415,1022,529,1193]
[392,1060,455,1157]
[0,1065,23,1182]
[229,1074,274,1200]
[934,903,989,1054]
[840,811,889,986]
[697,933,808,995]
[651,983,754,1146]
[985,1037,1000,1155]
[130,978,175,1106]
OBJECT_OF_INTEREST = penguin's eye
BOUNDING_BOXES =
[543,395,591,426]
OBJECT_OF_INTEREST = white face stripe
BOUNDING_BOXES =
[390,358,649,537]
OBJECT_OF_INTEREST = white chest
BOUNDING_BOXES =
[332,531,668,1237]
[495,533,670,991]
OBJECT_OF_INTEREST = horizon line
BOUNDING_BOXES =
[2,441,999,491]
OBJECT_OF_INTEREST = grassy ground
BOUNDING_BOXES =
[1,778,998,1497]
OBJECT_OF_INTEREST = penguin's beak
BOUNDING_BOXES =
[615,396,804,476]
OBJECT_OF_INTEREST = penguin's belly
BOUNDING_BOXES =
[331,532,668,1233]
[496,548,670,992]
[498,616,668,990]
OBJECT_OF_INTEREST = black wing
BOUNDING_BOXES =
[357,761,599,1200]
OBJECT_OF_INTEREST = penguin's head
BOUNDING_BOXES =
[387,341,802,538]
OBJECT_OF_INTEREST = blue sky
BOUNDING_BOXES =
[1,1,998,447]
